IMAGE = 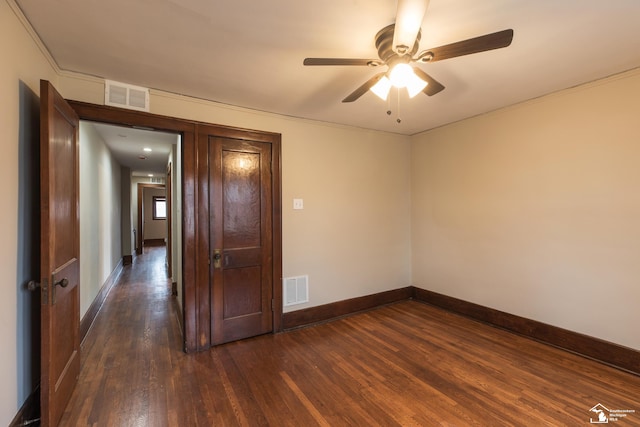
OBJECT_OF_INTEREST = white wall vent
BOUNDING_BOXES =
[283,275,309,306]
[150,177,165,184]
[105,80,150,112]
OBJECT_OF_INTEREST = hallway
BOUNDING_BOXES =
[58,246,640,426]
[60,245,181,425]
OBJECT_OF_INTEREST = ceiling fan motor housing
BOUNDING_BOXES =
[375,24,421,63]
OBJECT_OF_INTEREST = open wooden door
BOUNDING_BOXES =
[39,80,80,426]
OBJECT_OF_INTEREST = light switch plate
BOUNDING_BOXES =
[293,198,304,210]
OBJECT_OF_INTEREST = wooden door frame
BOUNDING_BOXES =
[66,101,283,352]
[166,162,172,279]
[137,183,165,255]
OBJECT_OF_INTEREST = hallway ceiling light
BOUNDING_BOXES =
[143,147,152,152]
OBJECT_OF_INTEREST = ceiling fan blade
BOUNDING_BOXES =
[342,73,386,103]
[421,29,514,62]
[304,58,381,66]
[393,0,430,55]
[412,67,445,96]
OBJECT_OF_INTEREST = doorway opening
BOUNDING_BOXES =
[78,120,183,326]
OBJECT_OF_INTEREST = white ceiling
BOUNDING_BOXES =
[15,0,640,135]
[91,122,178,177]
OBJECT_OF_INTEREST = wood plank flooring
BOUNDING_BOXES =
[60,246,640,426]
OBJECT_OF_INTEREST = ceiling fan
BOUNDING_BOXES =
[304,0,514,103]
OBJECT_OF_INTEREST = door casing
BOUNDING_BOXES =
[137,183,165,255]
[67,100,283,352]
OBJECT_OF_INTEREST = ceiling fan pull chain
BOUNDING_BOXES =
[396,88,402,124]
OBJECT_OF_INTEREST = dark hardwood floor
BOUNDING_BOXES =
[60,247,640,426]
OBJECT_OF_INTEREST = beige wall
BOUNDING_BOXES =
[61,74,414,312]
[79,122,123,318]
[411,68,640,350]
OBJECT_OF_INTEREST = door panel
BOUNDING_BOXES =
[40,80,80,426]
[210,137,273,345]
[222,150,262,247]
[223,266,262,318]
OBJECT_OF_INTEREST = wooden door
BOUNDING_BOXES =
[209,136,274,344]
[39,80,80,426]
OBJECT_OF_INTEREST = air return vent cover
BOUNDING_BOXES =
[283,275,309,307]
[105,80,150,112]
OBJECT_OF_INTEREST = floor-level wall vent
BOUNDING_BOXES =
[283,275,309,307]
[105,79,150,112]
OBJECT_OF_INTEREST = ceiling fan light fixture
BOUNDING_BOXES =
[370,76,392,100]
[389,63,413,88]
[405,72,428,98]
[304,3,515,105]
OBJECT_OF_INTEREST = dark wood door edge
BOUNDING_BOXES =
[412,287,640,376]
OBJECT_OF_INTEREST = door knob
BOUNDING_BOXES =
[54,278,69,288]
[213,250,222,269]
